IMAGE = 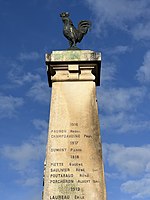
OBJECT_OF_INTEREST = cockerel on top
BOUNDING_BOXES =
[60,12,91,50]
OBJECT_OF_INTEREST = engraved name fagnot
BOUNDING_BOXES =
[50,130,67,133]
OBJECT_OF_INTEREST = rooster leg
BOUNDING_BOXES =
[72,39,77,47]
[69,41,73,48]
[73,42,76,47]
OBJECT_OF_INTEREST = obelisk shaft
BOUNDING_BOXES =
[43,50,106,200]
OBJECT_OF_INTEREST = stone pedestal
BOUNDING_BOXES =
[43,50,106,200]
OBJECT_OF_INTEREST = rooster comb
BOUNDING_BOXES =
[60,12,70,18]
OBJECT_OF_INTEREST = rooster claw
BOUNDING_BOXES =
[68,46,81,50]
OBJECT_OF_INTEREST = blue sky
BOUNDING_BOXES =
[0,0,150,199]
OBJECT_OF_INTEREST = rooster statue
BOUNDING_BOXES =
[60,12,91,50]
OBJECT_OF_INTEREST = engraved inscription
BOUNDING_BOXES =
[70,122,78,126]
[50,148,67,152]
[47,122,100,199]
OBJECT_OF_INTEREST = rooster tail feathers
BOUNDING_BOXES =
[78,20,91,32]
[77,20,91,42]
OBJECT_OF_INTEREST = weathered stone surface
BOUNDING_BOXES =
[46,50,101,62]
[46,50,101,87]
[43,50,106,200]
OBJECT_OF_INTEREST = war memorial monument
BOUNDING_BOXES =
[42,12,106,200]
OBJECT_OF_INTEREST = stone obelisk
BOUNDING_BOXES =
[42,50,106,200]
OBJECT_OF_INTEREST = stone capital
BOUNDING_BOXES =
[45,50,101,87]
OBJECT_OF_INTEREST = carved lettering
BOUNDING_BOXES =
[84,134,92,138]
[50,148,67,152]
[93,180,100,183]
[49,179,74,184]
[49,195,70,199]
[80,173,89,177]
[70,187,80,191]
[69,162,83,167]
[76,168,85,172]
[70,155,79,159]
[51,134,80,138]
[74,195,85,199]
[51,163,64,167]
[70,130,80,133]
[77,180,91,183]
[70,148,82,152]
[70,141,79,145]
[50,168,70,173]
[70,123,78,126]
[50,174,73,178]
[50,130,67,133]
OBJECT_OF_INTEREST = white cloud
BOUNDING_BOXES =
[98,87,146,113]
[9,71,41,86]
[31,119,48,146]
[101,62,116,83]
[103,143,150,177]
[97,86,149,133]
[105,45,131,55]
[7,63,50,104]
[0,119,48,185]
[103,144,150,198]
[2,143,41,171]
[32,119,48,133]
[105,172,121,180]
[8,65,41,86]
[0,93,24,118]
[101,113,150,133]
[27,80,50,104]
[121,175,150,199]
[16,177,41,187]
[136,51,150,83]
[101,46,131,85]
[18,52,40,61]
[8,62,50,104]
[146,163,150,173]
[85,0,150,40]
[1,119,47,172]
[86,0,148,27]
[32,193,41,200]
[131,22,150,40]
